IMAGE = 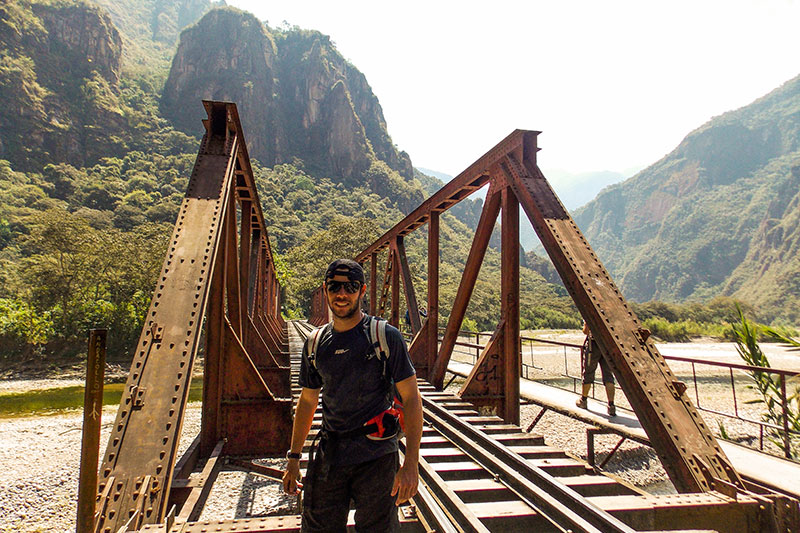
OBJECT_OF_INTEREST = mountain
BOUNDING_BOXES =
[90,0,221,74]
[574,73,800,321]
[0,1,576,364]
[0,0,125,171]
[722,162,800,319]
[160,8,421,211]
[0,1,431,359]
[416,167,454,186]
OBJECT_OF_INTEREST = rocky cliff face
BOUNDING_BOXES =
[161,8,279,162]
[160,7,416,199]
[0,0,124,171]
[33,3,122,84]
[574,73,800,319]
[724,163,800,321]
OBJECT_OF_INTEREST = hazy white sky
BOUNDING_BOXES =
[227,0,800,178]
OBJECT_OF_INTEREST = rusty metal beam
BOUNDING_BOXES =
[391,246,401,327]
[393,236,421,334]
[378,250,393,319]
[266,243,273,315]
[95,102,290,532]
[239,200,253,327]
[408,318,431,374]
[309,285,328,326]
[500,184,520,424]
[369,252,378,316]
[248,228,261,318]
[176,440,225,522]
[430,182,501,388]
[354,132,539,262]
[225,187,243,336]
[459,182,521,423]
[427,213,440,375]
[202,231,226,456]
[459,321,505,414]
[95,127,239,532]
[502,132,743,493]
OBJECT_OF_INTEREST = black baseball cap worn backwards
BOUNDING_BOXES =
[324,259,365,284]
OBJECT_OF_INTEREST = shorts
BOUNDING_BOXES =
[582,339,615,386]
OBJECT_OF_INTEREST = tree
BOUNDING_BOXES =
[284,217,381,315]
[20,208,104,337]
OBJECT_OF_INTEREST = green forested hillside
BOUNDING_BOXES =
[159,7,424,212]
[90,0,221,76]
[574,74,800,323]
[0,0,579,366]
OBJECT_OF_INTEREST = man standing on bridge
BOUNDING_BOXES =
[283,259,423,532]
[576,320,617,416]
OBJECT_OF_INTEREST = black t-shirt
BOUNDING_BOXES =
[299,315,415,465]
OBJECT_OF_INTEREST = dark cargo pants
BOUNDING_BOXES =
[301,450,399,532]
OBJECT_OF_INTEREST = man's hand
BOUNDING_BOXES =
[390,460,418,505]
[282,459,302,494]
[393,375,422,506]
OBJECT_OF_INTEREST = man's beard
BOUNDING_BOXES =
[329,298,360,319]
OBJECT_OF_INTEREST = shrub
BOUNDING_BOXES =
[733,306,800,459]
[0,297,54,354]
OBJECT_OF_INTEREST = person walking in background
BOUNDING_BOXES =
[405,306,427,329]
[576,320,617,416]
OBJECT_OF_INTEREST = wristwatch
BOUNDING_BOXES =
[286,450,301,460]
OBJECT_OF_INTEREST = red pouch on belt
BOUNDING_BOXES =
[364,398,405,441]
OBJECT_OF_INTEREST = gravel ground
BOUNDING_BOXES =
[197,458,299,522]
[1,405,115,533]
[0,404,202,533]
[2,334,798,532]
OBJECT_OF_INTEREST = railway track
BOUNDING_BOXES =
[289,320,764,533]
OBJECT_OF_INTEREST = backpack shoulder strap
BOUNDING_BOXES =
[376,318,389,361]
[307,322,331,371]
[364,316,395,389]
[365,316,390,361]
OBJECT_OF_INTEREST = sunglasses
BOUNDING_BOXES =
[326,280,362,294]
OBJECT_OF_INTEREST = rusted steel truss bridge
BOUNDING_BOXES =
[85,102,799,533]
